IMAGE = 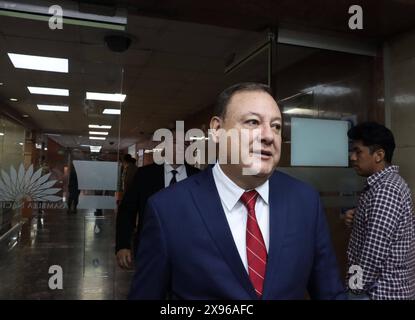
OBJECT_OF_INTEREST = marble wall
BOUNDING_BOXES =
[388,32,415,198]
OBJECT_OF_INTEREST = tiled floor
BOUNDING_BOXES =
[0,210,134,299]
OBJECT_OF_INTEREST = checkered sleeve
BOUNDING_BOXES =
[358,184,402,292]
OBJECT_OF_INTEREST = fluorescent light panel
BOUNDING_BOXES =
[90,146,102,153]
[0,133,4,136]
[37,105,69,112]
[86,92,126,102]
[8,53,68,73]
[28,86,69,96]
[89,136,106,140]
[103,109,121,115]
[89,131,108,136]
[89,124,112,129]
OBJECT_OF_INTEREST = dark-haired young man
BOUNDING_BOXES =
[346,122,415,300]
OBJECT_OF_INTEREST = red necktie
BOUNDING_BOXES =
[240,190,267,298]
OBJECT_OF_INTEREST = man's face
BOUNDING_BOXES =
[217,90,282,178]
[349,140,378,177]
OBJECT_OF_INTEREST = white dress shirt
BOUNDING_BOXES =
[212,163,270,273]
[164,163,187,187]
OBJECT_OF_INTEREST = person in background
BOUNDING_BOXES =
[67,163,80,214]
[346,122,415,300]
[121,154,138,195]
[38,156,50,215]
[115,134,199,270]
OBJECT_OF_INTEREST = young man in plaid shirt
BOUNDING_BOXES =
[344,122,415,300]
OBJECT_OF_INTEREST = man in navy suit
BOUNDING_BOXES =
[129,82,346,299]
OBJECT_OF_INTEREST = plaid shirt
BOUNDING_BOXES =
[347,165,415,300]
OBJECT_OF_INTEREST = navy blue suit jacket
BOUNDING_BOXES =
[129,167,346,299]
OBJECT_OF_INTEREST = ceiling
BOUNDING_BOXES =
[119,0,415,39]
[1,0,415,152]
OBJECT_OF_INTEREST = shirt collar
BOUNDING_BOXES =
[367,165,399,187]
[164,163,185,175]
[212,162,269,211]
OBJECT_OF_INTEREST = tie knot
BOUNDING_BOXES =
[171,170,177,176]
[240,190,258,212]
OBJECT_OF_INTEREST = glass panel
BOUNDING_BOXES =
[0,116,25,236]
[291,117,349,167]
[0,3,123,299]
[275,43,377,277]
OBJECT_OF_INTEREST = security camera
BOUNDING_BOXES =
[104,34,131,53]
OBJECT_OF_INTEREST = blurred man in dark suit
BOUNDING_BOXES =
[116,135,199,269]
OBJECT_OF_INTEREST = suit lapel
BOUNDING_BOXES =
[189,168,258,299]
[184,164,194,177]
[262,171,288,299]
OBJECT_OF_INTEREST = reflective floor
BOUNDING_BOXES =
[0,210,134,299]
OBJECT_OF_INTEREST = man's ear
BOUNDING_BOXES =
[375,149,386,163]
[209,116,222,144]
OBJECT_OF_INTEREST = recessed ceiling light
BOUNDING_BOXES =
[44,147,48,151]
[89,124,112,129]
[103,108,121,115]
[22,114,29,118]
[37,105,69,112]
[0,132,4,136]
[19,142,24,146]
[28,86,69,96]
[86,92,126,102]
[8,53,68,73]
[89,131,108,136]
[0,82,3,86]
[89,136,106,140]
[10,98,18,102]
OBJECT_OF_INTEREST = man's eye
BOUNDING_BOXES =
[272,123,281,131]
[246,119,259,126]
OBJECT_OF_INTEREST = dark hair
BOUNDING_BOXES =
[347,122,395,163]
[213,82,272,119]
[123,154,132,162]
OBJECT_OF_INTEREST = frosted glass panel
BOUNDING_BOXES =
[73,160,118,191]
[291,117,349,167]
[78,195,116,210]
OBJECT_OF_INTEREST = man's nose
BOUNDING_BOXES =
[350,152,357,161]
[260,124,274,144]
